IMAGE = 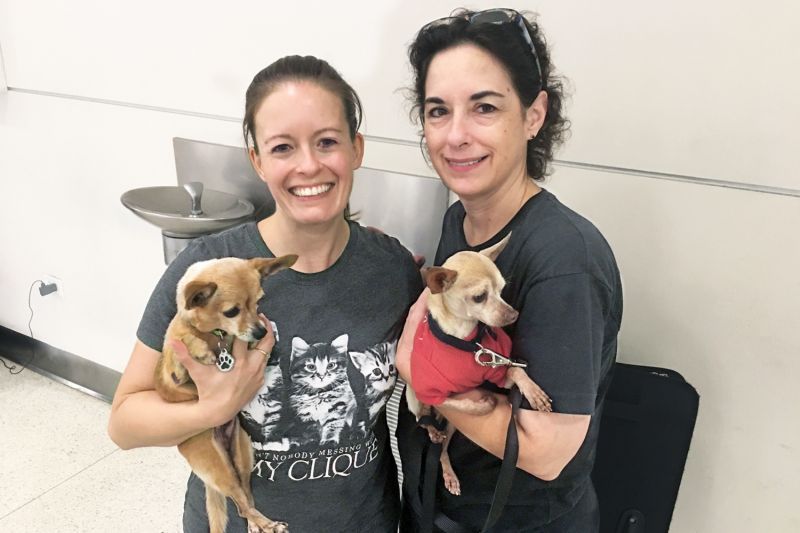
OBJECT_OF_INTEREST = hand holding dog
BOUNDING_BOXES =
[171,314,275,428]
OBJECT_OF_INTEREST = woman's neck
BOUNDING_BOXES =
[462,176,540,246]
[258,214,350,274]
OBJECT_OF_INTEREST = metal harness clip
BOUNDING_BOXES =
[474,344,527,368]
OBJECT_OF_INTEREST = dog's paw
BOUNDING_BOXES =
[248,520,289,533]
[519,383,552,412]
[443,470,461,496]
[424,425,447,444]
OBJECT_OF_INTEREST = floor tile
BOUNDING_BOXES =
[0,364,191,532]
[0,367,117,518]
[0,446,189,533]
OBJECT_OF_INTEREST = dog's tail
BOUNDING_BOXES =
[206,487,228,533]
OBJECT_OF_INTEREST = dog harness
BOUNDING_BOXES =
[410,313,526,533]
[410,313,512,405]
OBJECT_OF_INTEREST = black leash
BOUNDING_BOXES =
[480,386,522,532]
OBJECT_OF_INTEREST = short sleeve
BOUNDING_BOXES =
[136,239,215,351]
[512,272,612,415]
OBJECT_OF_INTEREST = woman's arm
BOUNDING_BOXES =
[396,289,589,480]
[435,391,589,480]
[108,341,212,449]
[108,324,273,450]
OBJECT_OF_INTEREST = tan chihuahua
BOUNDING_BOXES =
[406,233,551,495]
[155,255,297,533]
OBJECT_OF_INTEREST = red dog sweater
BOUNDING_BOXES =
[411,314,511,405]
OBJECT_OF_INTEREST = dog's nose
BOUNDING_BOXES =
[251,323,267,340]
[505,309,519,323]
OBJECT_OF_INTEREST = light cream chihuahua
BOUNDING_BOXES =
[155,255,297,533]
[406,233,551,495]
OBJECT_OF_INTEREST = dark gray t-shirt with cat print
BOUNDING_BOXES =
[137,221,423,533]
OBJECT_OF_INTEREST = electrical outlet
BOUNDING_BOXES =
[41,274,63,298]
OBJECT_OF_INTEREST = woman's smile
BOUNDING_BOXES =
[445,155,489,172]
[289,183,334,198]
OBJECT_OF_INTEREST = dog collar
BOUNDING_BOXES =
[426,313,526,369]
[426,312,496,352]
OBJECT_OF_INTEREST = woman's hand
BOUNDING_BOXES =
[396,288,429,384]
[171,314,274,427]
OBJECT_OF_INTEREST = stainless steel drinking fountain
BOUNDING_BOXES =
[121,137,276,264]
[121,181,255,264]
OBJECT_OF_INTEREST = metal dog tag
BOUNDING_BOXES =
[216,348,235,372]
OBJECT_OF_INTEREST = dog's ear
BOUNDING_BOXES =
[479,231,512,262]
[250,255,299,278]
[423,267,458,295]
[184,281,217,310]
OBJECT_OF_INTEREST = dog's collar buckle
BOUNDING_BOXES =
[474,344,527,368]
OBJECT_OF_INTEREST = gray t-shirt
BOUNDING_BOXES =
[398,189,622,531]
[137,220,422,532]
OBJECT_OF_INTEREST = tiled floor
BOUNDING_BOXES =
[0,363,190,533]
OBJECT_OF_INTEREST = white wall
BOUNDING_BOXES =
[547,168,800,532]
[3,1,799,190]
[1,1,798,531]
[0,40,6,90]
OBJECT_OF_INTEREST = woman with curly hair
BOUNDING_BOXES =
[395,9,623,532]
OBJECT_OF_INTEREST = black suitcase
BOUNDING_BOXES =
[592,362,700,533]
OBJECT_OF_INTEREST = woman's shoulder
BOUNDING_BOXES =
[190,221,262,258]
[350,222,424,294]
[161,222,262,287]
[351,222,416,265]
[511,190,618,280]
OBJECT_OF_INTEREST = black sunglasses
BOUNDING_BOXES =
[421,8,544,91]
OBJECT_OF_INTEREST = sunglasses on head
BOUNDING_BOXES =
[421,8,544,91]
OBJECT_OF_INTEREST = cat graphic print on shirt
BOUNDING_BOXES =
[240,324,398,483]
[289,334,357,445]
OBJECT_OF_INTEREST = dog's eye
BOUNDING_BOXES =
[472,292,487,303]
[222,307,240,318]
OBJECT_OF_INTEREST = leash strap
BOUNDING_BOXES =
[480,386,522,532]
[415,387,522,533]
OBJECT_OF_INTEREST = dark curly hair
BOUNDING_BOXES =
[408,9,569,181]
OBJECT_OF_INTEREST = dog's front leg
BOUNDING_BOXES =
[506,367,552,412]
